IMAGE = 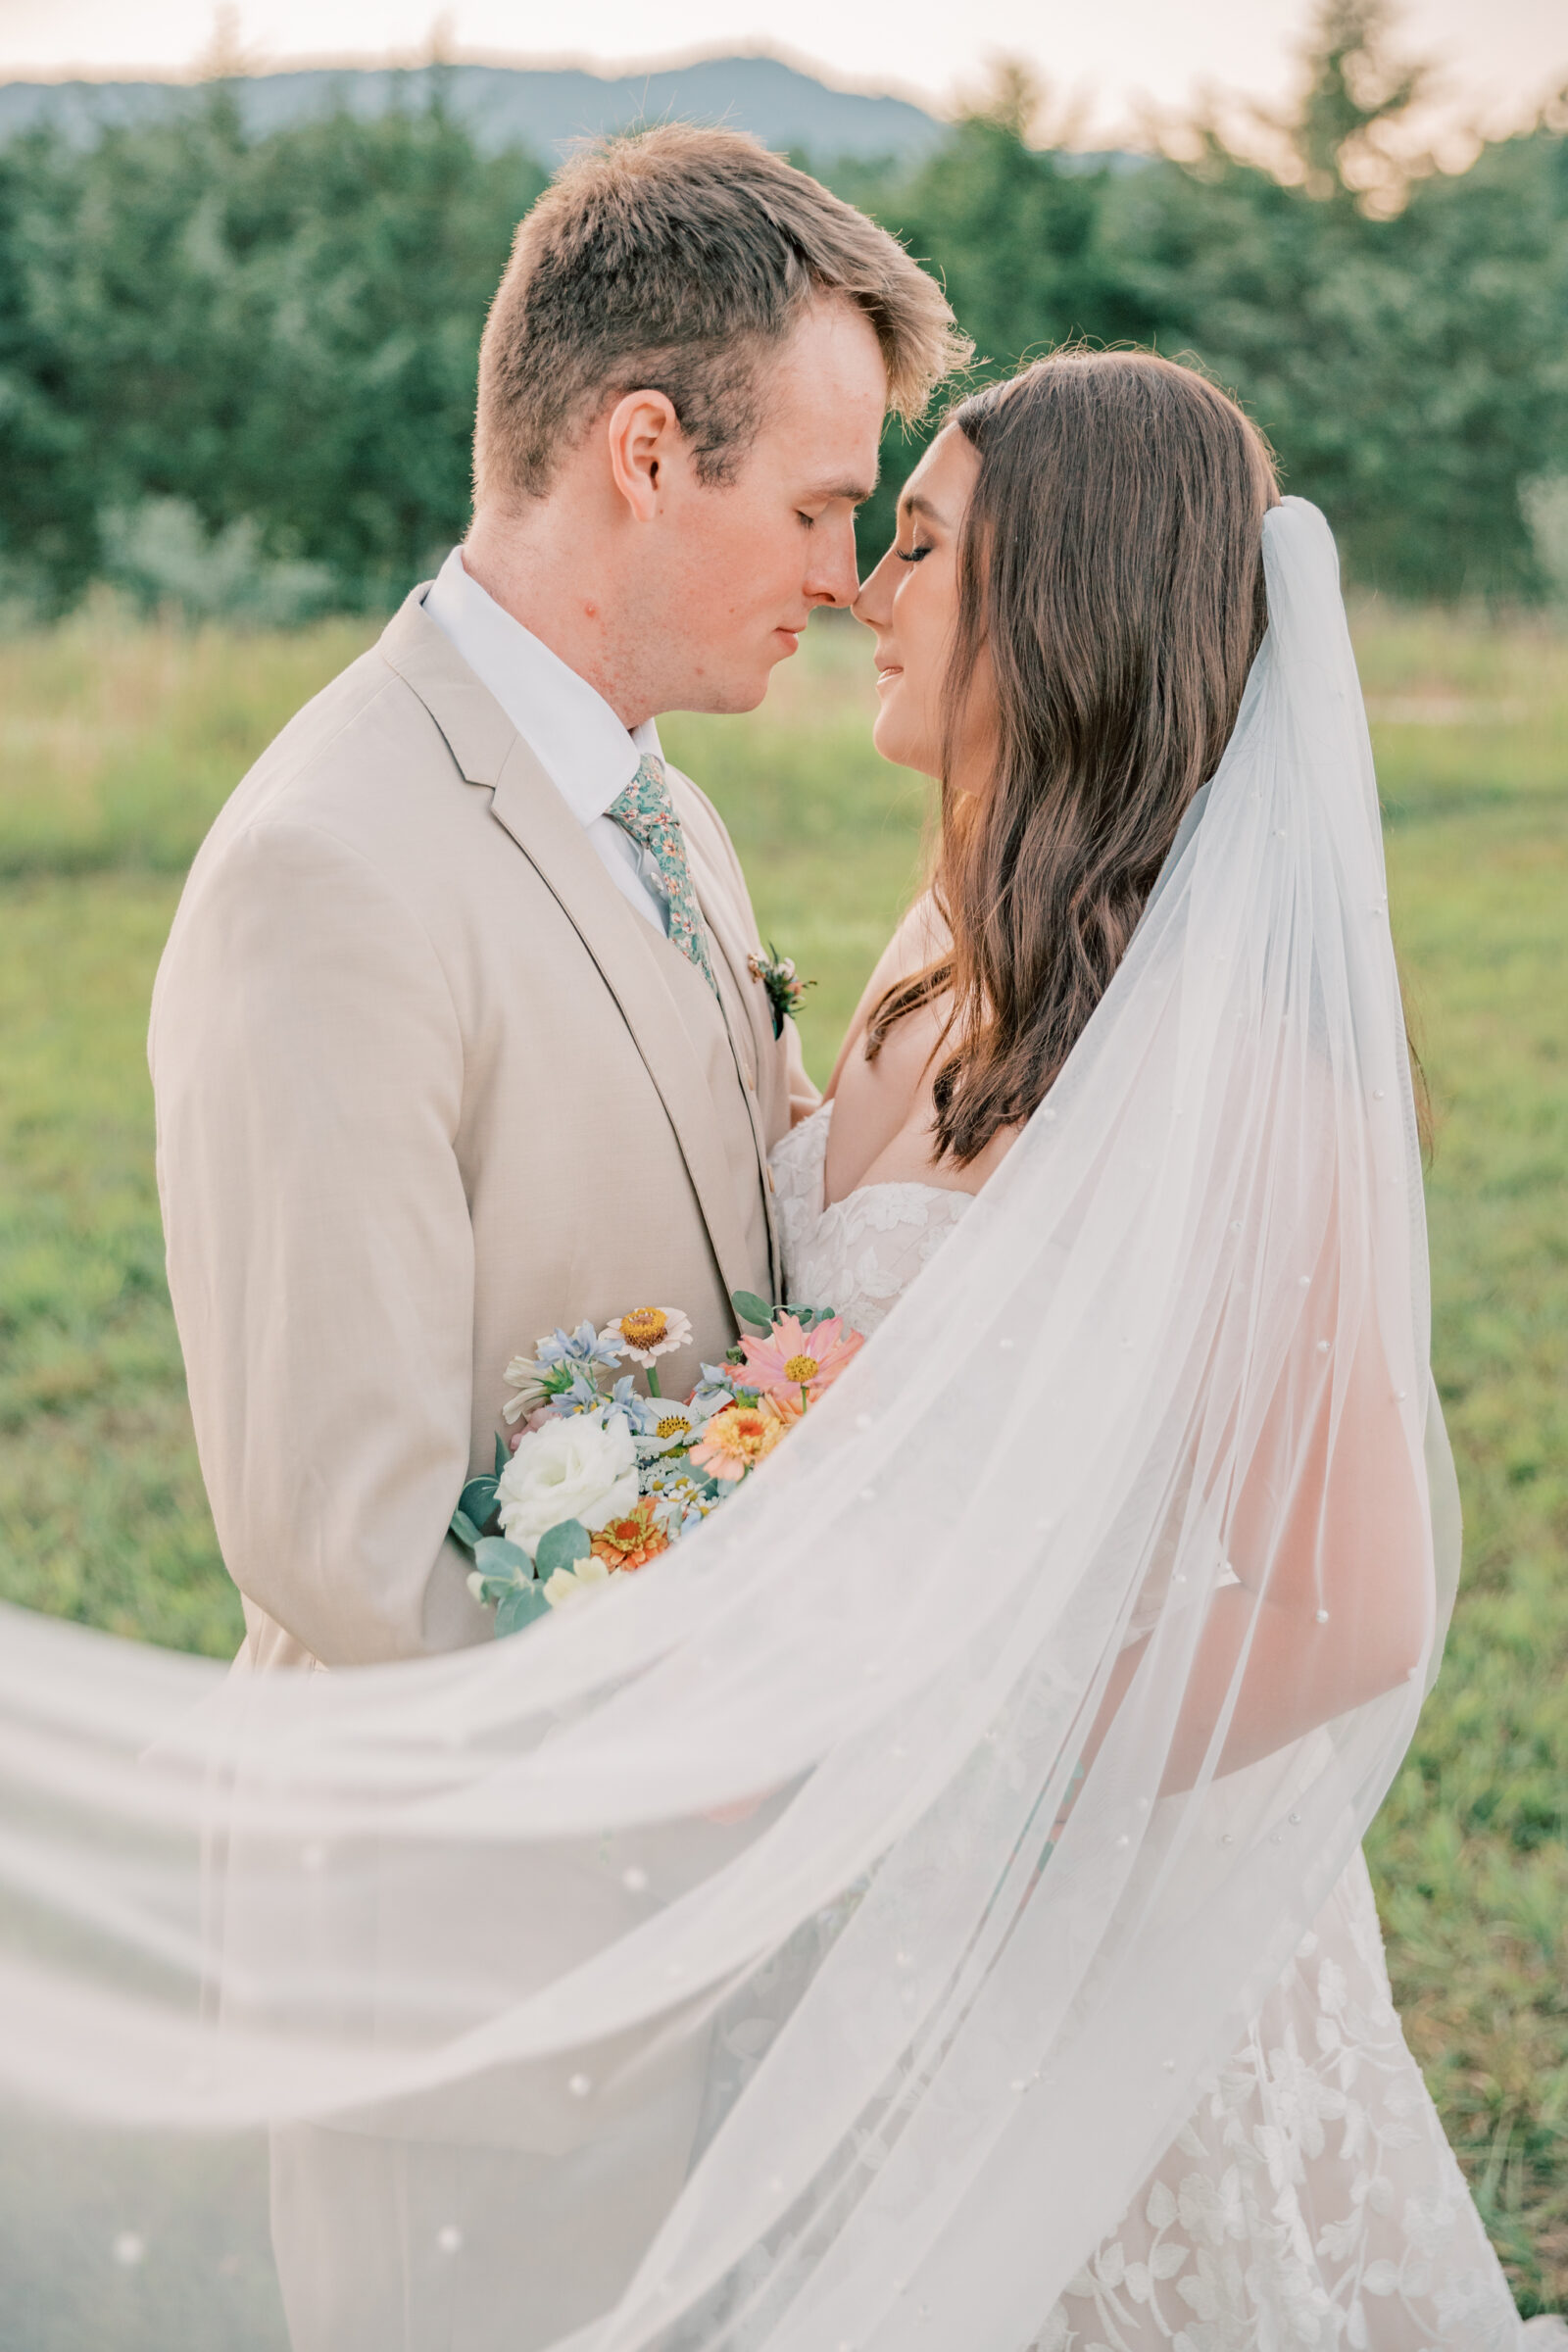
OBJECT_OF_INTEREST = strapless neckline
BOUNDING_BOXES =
[767,1100,973,1337]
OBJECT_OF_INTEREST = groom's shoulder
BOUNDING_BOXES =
[193,589,494,874]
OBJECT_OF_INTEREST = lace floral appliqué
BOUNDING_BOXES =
[1038,1854,1518,2350]
[769,1102,972,1336]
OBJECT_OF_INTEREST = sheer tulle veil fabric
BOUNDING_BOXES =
[0,499,1461,2347]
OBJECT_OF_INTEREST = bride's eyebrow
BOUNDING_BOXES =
[900,492,949,529]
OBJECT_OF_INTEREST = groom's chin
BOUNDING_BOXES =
[745,630,808,702]
[683,667,780,717]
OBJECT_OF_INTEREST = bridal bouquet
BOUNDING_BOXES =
[451,1292,866,1636]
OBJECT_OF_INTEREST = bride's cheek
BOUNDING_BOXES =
[870,684,905,755]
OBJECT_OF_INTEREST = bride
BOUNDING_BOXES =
[771,349,1524,2344]
[0,350,1552,2351]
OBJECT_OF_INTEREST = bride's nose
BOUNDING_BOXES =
[853,542,897,630]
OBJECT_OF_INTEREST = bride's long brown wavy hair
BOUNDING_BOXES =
[867,349,1282,1164]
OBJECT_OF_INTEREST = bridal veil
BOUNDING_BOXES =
[0,499,1462,2347]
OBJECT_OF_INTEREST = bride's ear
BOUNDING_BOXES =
[605,389,684,521]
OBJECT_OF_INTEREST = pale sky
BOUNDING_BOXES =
[0,0,1562,148]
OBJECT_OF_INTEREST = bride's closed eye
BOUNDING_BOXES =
[896,541,933,564]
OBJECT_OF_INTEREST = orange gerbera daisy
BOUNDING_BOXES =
[688,1397,791,1483]
[738,1312,864,1407]
[590,1497,671,1572]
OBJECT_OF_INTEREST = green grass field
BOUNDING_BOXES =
[1,599,1564,2305]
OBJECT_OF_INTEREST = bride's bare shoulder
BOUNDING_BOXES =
[826,894,952,1099]
[823,891,1026,1200]
[878,891,952,983]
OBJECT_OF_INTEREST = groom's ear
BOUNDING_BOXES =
[606,389,686,523]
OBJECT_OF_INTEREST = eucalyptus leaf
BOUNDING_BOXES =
[494,1584,553,1639]
[459,1477,499,1533]
[730,1289,775,1334]
[472,1535,532,1587]
[449,1509,482,1549]
[535,1519,592,1579]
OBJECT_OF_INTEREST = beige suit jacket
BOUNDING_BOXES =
[150,588,813,1671]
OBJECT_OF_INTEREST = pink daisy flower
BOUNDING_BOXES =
[738,1312,864,1408]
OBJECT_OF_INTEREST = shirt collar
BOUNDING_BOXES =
[422,546,662,826]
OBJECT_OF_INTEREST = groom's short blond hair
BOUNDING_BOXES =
[474,123,967,507]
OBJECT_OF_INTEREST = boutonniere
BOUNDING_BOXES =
[747,944,813,1040]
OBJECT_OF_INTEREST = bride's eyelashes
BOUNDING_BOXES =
[896,541,933,564]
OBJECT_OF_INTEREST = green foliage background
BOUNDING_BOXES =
[0,90,546,612]
[1,4,1565,613]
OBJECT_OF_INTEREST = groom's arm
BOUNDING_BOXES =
[150,817,484,1666]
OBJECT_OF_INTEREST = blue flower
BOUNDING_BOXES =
[555,1366,612,1415]
[537,1320,624,1374]
[606,1375,659,1431]
[606,1373,638,1407]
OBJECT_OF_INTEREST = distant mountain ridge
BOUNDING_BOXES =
[0,55,949,164]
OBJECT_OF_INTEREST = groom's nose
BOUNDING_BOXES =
[804,510,863,610]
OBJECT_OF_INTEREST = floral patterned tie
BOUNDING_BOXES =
[608,753,718,997]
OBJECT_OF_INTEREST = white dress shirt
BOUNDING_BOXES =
[422,547,669,934]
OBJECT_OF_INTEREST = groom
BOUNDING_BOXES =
[149,127,958,2351]
[151,124,959,1677]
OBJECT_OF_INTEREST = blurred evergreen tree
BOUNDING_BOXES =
[0,130,103,610]
[1292,0,1430,202]
[216,91,545,596]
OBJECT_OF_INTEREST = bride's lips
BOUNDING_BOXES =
[875,663,903,690]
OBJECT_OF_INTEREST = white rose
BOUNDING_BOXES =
[495,1411,640,1558]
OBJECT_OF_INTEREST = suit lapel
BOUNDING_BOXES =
[378,592,763,1315]
[697,880,762,1086]
[687,861,783,1297]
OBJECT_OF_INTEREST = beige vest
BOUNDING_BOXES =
[150,589,813,1670]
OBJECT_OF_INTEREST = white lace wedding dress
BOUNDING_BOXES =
[771,1098,1525,2352]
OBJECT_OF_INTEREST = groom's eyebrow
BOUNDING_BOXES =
[809,474,878,506]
